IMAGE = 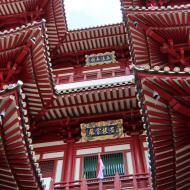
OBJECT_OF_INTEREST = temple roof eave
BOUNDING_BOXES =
[55,75,134,94]
[134,66,190,189]
[0,20,56,119]
[0,81,44,189]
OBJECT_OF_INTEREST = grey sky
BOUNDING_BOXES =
[64,0,122,30]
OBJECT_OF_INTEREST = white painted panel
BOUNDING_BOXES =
[33,140,65,148]
[102,66,120,70]
[83,69,100,73]
[74,158,81,181]
[43,177,51,190]
[105,144,130,152]
[144,150,150,170]
[76,147,102,155]
[42,152,64,159]
[35,154,40,160]
[126,152,134,174]
[55,160,63,182]
[143,142,148,148]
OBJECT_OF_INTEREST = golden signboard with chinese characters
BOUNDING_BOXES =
[80,119,123,142]
[85,51,116,66]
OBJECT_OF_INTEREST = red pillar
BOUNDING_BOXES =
[63,139,75,182]
[80,178,88,190]
[114,172,121,190]
[131,133,146,174]
[99,180,103,190]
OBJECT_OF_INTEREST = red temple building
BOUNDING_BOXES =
[0,0,189,189]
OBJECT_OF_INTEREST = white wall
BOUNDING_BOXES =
[42,152,64,159]
[126,152,134,174]
[74,158,81,181]
[105,144,130,152]
[55,160,63,182]
[76,147,102,155]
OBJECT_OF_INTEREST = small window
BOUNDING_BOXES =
[83,152,124,179]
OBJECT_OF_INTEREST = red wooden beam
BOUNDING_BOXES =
[34,109,140,129]
[80,178,87,190]
[31,96,57,127]
[143,80,190,117]
[47,95,136,110]
[129,16,189,66]
[4,39,35,83]
[129,16,164,44]
[38,0,49,10]
[160,40,189,66]
[53,44,129,58]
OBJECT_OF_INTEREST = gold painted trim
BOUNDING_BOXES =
[80,119,123,142]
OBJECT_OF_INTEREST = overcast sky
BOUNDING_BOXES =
[64,0,122,30]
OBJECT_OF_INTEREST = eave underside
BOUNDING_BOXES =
[0,21,55,120]
[126,7,190,69]
[32,83,142,142]
[136,70,190,190]
[0,83,44,190]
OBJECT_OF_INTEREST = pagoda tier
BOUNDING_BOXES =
[32,77,142,142]
[0,21,54,119]
[123,2,190,190]
[124,5,190,68]
[0,82,44,190]
[0,0,67,50]
[53,23,129,66]
[0,1,151,189]
[40,21,135,142]
[134,66,190,190]
[0,17,140,142]
[52,22,131,106]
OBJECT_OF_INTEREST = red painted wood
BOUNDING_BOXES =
[54,174,150,189]
[80,178,87,190]
[35,110,139,128]
[98,180,103,190]
[114,172,121,190]
[131,134,146,174]
[144,80,190,117]
[63,142,75,182]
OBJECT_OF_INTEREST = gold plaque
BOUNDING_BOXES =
[80,119,123,142]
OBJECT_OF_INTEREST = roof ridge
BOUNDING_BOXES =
[68,22,125,32]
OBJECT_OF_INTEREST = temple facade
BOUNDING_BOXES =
[0,0,189,190]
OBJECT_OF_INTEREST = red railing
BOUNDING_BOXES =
[54,173,151,190]
[55,67,131,85]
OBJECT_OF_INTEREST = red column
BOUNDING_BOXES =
[131,133,145,174]
[114,172,121,190]
[63,140,75,182]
